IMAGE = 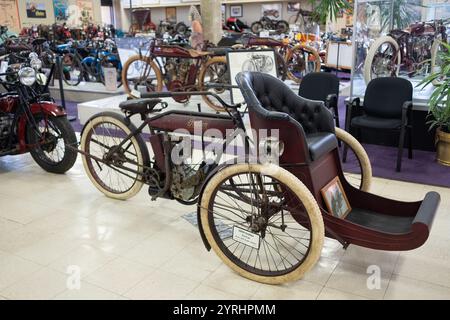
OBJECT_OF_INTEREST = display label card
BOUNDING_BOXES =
[131,89,141,98]
[233,226,260,250]
[103,67,117,91]
[259,30,270,38]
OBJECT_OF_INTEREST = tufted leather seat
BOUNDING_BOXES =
[236,72,337,162]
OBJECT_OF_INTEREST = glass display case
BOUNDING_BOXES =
[350,0,450,107]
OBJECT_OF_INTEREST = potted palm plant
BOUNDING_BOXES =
[308,0,352,24]
[420,41,450,166]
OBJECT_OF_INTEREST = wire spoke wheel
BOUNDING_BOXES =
[200,163,324,284]
[81,114,147,200]
[287,45,321,83]
[364,36,401,84]
[122,55,162,95]
[199,56,232,112]
[27,115,77,174]
[61,53,82,86]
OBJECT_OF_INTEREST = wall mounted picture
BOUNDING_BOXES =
[227,49,277,104]
[0,0,20,32]
[166,7,176,23]
[262,3,281,19]
[77,0,94,25]
[321,177,352,219]
[26,1,47,19]
[287,2,300,13]
[53,0,69,21]
[230,5,242,18]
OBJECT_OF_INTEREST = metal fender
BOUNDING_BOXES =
[18,102,67,152]
[30,101,67,117]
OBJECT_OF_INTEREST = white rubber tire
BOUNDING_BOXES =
[200,163,324,285]
[81,115,145,200]
[335,128,372,192]
[363,36,401,84]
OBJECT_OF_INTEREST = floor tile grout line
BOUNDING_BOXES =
[382,253,401,300]
[389,271,450,291]
[0,265,46,297]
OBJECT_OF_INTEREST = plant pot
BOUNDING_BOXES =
[436,128,450,166]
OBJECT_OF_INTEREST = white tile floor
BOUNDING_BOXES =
[0,153,449,300]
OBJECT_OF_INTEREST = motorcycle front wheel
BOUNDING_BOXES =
[251,22,264,34]
[363,36,401,84]
[80,112,149,200]
[27,115,78,174]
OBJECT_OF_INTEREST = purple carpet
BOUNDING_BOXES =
[62,97,450,188]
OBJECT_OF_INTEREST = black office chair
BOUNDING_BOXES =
[298,72,340,128]
[345,77,413,172]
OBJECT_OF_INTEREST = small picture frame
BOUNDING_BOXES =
[321,177,351,219]
[166,7,177,23]
[230,5,243,18]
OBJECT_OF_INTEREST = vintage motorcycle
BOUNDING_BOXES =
[121,40,231,112]
[250,16,290,35]
[235,35,321,83]
[0,53,77,173]
[364,19,448,84]
[77,72,440,285]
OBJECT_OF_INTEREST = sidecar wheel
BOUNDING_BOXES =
[27,116,77,174]
[335,128,372,192]
[200,163,324,284]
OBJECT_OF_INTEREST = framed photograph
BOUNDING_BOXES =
[227,49,278,104]
[230,5,242,18]
[321,177,352,219]
[287,2,300,13]
[166,7,176,23]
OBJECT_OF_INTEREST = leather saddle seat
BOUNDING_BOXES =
[119,98,162,115]
[236,72,338,162]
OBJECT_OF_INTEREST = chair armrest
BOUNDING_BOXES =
[325,94,338,110]
[345,97,361,132]
[412,191,440,232]
[402,101,413,125]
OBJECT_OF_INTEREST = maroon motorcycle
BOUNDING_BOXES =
[364,19,448,83]
[78,72,440,285]
[0,58,77,173]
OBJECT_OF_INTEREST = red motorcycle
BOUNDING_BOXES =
[121,40,231,112]
[0,57,77,173]
[364,19,448,83]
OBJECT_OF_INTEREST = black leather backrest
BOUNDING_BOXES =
[236,72,334,135]
[364,77,413,118]
[298,72,340,102]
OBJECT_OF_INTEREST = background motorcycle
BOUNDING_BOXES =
[0,53,77,173]
[250,16,289,35]
[364,19,448,84]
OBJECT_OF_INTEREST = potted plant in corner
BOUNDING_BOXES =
[420,41,450,166]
